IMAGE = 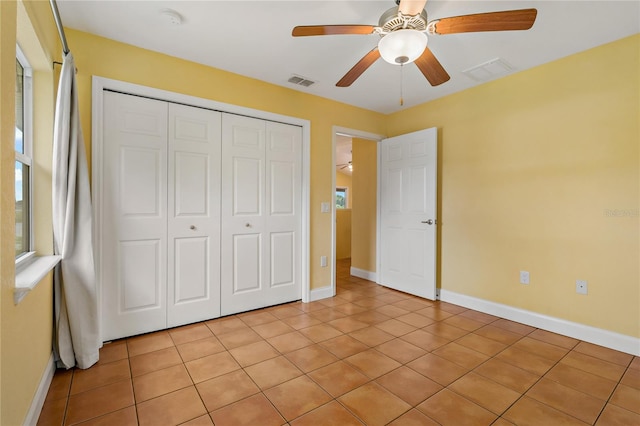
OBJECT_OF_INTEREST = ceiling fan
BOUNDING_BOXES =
[338,160,353,171]
[292,0,537,87]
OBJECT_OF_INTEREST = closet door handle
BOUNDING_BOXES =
[245,223,251,228]
[190,225,196,230]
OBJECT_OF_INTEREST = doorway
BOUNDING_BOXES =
[332,128,382,292]
[331,126,438,301]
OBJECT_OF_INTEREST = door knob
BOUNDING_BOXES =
[421,219,434,225]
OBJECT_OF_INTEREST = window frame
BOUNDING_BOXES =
[15,44,35,270]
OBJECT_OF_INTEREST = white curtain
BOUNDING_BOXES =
[52,52,99,369]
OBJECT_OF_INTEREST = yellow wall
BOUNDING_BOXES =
[0,1,59,425]
[387,35,640,338]
[351,138,378,272]
[336,172,353,260]
[66,29,386,291]
[336,209,352,260]
[0,1,16,419]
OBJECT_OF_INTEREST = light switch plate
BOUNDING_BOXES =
[321,202,330,213]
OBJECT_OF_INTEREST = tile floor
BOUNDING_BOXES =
[38,259,639,425]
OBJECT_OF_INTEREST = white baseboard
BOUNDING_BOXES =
[350,267,377,282]
[309,285,334,302]
[24,352,55,426]
[439,289,640,356]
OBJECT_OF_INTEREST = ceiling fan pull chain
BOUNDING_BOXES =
[400,63,404,106]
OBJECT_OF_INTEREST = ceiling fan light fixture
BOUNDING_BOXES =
[378,29,427,65]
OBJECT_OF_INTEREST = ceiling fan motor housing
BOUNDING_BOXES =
[378,6,428,34]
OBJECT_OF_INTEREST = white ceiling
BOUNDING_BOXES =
[56,1,639,114]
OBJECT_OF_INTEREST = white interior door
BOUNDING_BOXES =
[102,92,168,340]
[167,104,221,327]
[379,127,437,300]
[221,114,301,315]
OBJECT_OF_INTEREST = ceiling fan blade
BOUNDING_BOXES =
[428,9,537,35]
[336,48,381,87]
[398,0,428,16]
[292,25,375,37]
[414,47,450,86]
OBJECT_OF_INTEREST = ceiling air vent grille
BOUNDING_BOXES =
[462,58,514,82]
[288,74,316,87]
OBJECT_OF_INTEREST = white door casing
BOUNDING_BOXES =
[221,114,302,315]
[379,128,438,300]
[167,103,222,326]
[102,92,169,340]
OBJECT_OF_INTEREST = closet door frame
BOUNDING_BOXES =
[92,76,311,343]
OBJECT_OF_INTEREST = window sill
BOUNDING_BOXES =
[15,255,61,304]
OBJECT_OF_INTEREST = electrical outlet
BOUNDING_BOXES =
[320,256,327,267]
[520,271,530,285]
[576,280,588,295]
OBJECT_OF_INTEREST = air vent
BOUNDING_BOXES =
[288,74,316,87]
[462,58,514,82]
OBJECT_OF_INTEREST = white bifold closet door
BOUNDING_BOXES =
[102,92,221,341]
[167,103,221,326]
[221,114,302,315]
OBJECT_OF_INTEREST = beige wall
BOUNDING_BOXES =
[350,138,378,273]
[387,35,640,338]
[1,1,59,424]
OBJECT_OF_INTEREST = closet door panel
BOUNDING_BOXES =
[233,233,262,293]
[221,115,302,314]
[264,122,302,304]
[270,161,294,215]
[271,231,294,287]
[174,153,209,215]
[221,114,267,314]
[119,240,161,310]
[167,103,221,327]
[174,237,209,301]
[102,92,168,341]
[120,148,162,216]
[232,157,262,215]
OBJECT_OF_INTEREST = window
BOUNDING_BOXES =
[336,187,348,209]
[15,46,33,262]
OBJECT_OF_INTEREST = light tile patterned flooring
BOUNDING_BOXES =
[38,259,639,425]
